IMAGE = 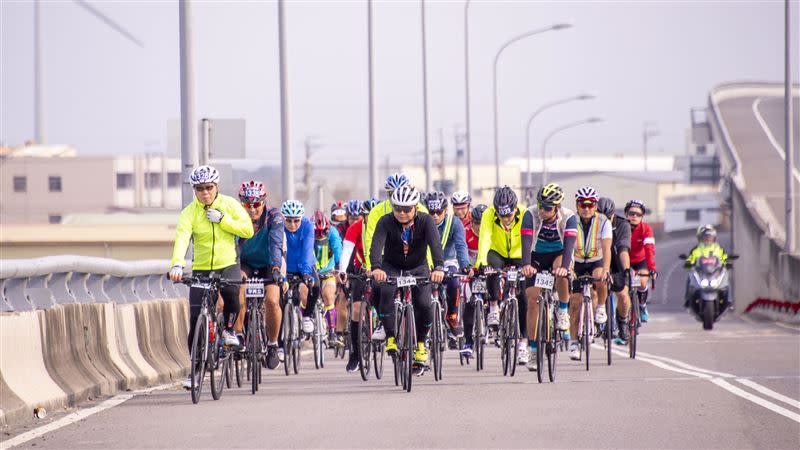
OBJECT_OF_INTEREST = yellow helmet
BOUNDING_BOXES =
[537,183,564,205]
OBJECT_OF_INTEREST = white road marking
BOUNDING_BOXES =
[2,383,175,449]
[594,344,800,424]
[735,378,800,409]
[752,97,800,183]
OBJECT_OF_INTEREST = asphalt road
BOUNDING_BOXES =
[4,237,799,449]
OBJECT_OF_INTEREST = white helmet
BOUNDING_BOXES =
[575,185,599,201]
[451,191,472,206]
[391,185,420,207]
[190,165,220,186]
[384,173,410,192]
[281,200,305,218]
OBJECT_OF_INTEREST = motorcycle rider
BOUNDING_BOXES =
[683,224,730,308]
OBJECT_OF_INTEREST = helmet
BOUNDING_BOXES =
[624,199,647,215]
[451,191,472,206]
[493,186,518,216]
[471,204,488,223]
[359,197,379,215]
[190,165,219,185]
[597,197,616,217]
[696,224,717,242]
[281,200,305,218]
[313,211,330,238]
[424,191,449,213]
[238,180,267,203]
[384,173,410,192]
[346,199,361,217]
[537,183,564,206]
[391,185,420,207]
[575,186,599,202]
[330,201,346,216]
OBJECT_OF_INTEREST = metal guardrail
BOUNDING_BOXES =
[0,256,191,312]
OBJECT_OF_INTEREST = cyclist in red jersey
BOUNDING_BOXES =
[451,191,479,263]
[624,199,658,322]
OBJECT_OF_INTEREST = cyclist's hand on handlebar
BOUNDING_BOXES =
[522,265,536,278]
[371,269,387,282]
[271,267,283,284]
[554,267,568,278]
[650,270,658,281]
[302,273,315,287]
[431,270,445,284]
[169,265,183,282]
[461,267,474,277]
[337,271,348,284]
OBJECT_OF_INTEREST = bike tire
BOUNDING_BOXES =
[313,305,323,370]
[703,300,715,330]
[358,303,372,381]
[508,298,519,377]
[536,299,547,383]
[404,304,415,393]
[374,340,385,380]
[431,302,442,382]
[251,308,260,394]
[547,301,558,382]
[189,313,208,404]
[606,298,613,366]
[235,357,242,387]
[629,295,639,359]
[282,301,293,376]
[583,301,591,371]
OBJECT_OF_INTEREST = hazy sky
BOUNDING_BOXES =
[1,1,797,164]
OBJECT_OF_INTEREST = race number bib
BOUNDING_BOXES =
[471,278,487,293]
[396,276,417,287]
[631,274,641,286]
[191,282,212,290]
[245,281,265,298]
[534,272,555,290]
[507,269,518,282]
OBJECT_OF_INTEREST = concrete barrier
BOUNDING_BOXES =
[113,303,160,385]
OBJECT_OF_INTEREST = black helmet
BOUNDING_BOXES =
[597,197,616,218]
[424,191,448,213]
[537,183,565,206]
[624,199,647,215]
[493,185,518,216]
[471,204,488,223]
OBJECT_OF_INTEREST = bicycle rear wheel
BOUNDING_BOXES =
[431,302,442,382]
[358,302,372,381]
[508,298,520,377]
[474,299,484,372]
[209,313,226,400]
[547,302,558,382]
[606,298,613,366]
[536,300,547,383]
[189,313,208,404]
[629,295,639,359]
[282,302,293,376]
[313,305,324,369]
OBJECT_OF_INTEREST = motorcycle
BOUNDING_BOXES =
[678,253,739,330]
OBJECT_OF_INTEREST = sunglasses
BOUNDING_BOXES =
[243,202,263,209]
[626,211,643,218]
[393,205,414,214]
[577,202,597,209]
[429,210,445,216]
[538,204,556,212]
[285,218,301,224]
[194,184,215,192]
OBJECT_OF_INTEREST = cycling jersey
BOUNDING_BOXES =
[630,222,656,271]
[573,212,613,264]
[609,213,632,273]
[339,217,366,272]
[315,227,342,275]
[460,215,479,263]
[171,194,253,270]
[362,199,428,270]
[436,213,470,269]
[474,205,532,268]
[285,217,316,276]
[334,222,348,242]
[239,207,284,270]
[369,212,444,271]
[528,206,576,254]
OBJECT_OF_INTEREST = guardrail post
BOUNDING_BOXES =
[48,273,76,304]
[69,272,94,303]
[3,278,34,311]
[88,273,110,303]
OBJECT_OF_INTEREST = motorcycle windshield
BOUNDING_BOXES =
[699,256,721,275]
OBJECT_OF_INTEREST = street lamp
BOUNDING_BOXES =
[463,0,472,194]
[525,93,595,188]
[541,117,603,185]
[642,121,659,172]
[492,22,572,188]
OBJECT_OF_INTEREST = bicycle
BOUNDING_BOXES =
[467,274,489,371]
[599,289,615,367]
[349,274,384,382]
[429,280,447,382]
[281,275,306,376]
[310,285,329,370]
[572,274,604,371]
[532,270,561,383]
[386,274,431,393]
[243,278,267,394]
[177,275,237,404]
[334,281,351,360]
[628,270,654,359]
[497,266,523,377]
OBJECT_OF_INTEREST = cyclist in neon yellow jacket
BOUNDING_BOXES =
[168,166,253,390]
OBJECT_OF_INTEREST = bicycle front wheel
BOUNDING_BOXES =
[536,300,547,383]
[431,302,442,382]
[404,305,415,393]
[358,302,372,381]
[583,301,591,371]
[474,299,485,372]
[508,298,520,377]
[189,313,209,404]
[250,308,261,393]
[629,296,640,359]
[606,298,614,366]
[210,314,225,400]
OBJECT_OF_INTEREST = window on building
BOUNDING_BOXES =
[116,173,133,189]
[685,209,700,222]
[13,176,26,192]
[167,172,181,187]
[48,176,62,192]
[145,173,162,188]
[48,214,62,224]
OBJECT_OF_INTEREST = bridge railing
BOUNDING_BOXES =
[0,256,190,312]
[708,83,800,307]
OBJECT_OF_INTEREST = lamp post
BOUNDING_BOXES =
[784,0,795,254]
[492,22,572,188]
[525,93,595,188]
[541,117,603,185]
[463,0,472,194]
[278,0,294,201]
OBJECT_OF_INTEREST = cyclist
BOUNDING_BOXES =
[282,200,318,340]
[683,224,729,308]
[425,191,472,346]
[169,165,254,389]
[597,197,633,346]
[460,204,488,358]
[370,185,445,372]
[338,198,379,372]
[624,199,657,322]
[312,210,342,345]
[452,191,479,263]
[330,201,348,239]
[345,199,362,227]
[567,186,613,361]
[474,185,535,365]
[237,180,285,369]
[523,183,576,371]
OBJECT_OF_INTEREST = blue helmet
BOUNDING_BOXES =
[384,173,410,192]
[346,199,361,216]
[281,200,305,218]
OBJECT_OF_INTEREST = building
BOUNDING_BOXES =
[663,191,723,233]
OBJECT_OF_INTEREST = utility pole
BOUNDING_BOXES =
[785,0,795,253]
[421,0,432,191]
[438,128,446,185]
[278,0,294,201]
[179,0,198,205]
[454,127,464,190]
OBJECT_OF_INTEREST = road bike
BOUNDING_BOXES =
[533,270,561,383]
